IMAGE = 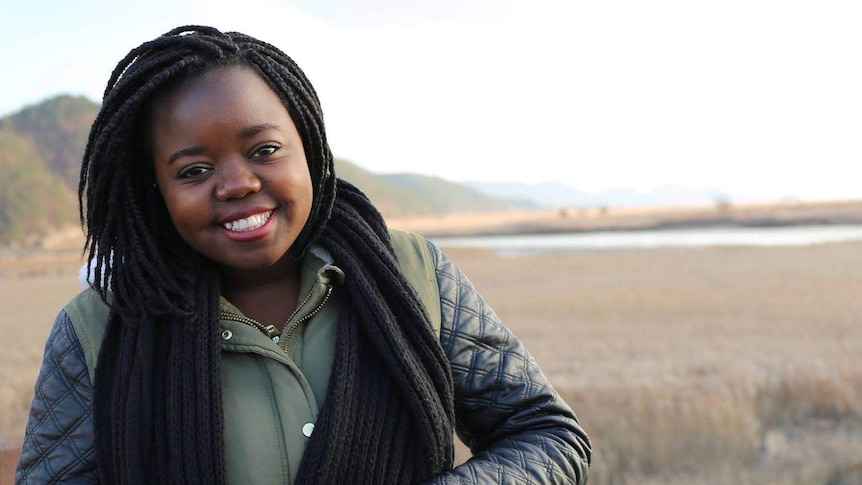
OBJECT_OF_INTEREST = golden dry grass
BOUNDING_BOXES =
[2,238,861,484]
[441,242,862,484]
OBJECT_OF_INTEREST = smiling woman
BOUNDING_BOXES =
[150,66,313,276]
[149,65,316,329]
[15,26,590,484]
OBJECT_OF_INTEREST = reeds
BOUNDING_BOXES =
[565,366,862,484]
[3,241,861,484]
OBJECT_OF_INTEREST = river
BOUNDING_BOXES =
[432,223,862,255]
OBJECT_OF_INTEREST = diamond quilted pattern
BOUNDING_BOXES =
[16,311,97,483]
[425,242,591,484]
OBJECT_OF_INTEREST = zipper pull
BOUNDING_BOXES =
[262,325,279,339]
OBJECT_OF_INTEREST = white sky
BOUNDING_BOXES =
[1,0,860,201]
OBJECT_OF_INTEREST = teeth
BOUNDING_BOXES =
[223,210,272,232]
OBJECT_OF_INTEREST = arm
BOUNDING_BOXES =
[16,311,98,484]
[426,243,591,484]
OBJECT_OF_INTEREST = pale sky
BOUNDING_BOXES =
[1,0,860,201]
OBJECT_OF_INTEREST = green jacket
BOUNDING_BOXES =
[17,231,591,484]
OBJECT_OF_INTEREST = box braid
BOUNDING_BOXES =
[80,26,454,484]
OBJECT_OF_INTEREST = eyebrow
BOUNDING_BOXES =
[238,123,280,139]
[167,123,281,165]
[168,145,205,165]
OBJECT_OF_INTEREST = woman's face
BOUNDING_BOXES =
[149,65,313,273]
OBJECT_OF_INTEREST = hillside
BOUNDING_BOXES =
[0,131,76,243]
[335,160,529,217]
[0,95,519,245]
[0,96,99,189]
[0,96,95,244]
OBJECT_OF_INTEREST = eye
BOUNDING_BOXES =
[250,144,281,159]
[177,164,212,179]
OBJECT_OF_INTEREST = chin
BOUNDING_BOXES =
[220,251,294,272]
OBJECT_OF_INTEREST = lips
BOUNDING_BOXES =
[218,207,277,242]
[222,210,273,232]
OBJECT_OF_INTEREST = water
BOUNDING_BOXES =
[432,224,862,255]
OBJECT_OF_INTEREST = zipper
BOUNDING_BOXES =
[218,311,280,340]
[280,285,333,352]
[217,283,334,349]
[285,284,317,326]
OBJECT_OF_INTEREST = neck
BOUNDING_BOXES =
[219,255,302,330]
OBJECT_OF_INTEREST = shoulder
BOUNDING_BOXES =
[62,287,112,383]
[388,229,434,282]
[63,287,111,324]
[388,229,429,254]
[388,229,443,338]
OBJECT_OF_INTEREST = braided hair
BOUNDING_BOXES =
[82,26,454,484]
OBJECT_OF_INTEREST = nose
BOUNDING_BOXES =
[215,159,262,200]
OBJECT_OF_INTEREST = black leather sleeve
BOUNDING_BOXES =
[16,311,98,484]
[425,242,591,484]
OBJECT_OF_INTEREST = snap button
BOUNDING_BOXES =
[302,423,315,437]
[221,330,233,341]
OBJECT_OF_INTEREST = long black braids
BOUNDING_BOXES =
[304,181,456,482]
[81,26,454,484]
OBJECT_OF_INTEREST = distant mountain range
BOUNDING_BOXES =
[0,96,523,245]
[0,95,742,246]
[335,161,529,218]
[468,181,729,209]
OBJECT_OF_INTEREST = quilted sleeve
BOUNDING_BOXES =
[16,311,98,484]
[425,242,591,485]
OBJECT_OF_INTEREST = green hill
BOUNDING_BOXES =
[0,95,99,189]
[0,95,521,245]
[334,160,528,218]
[0,131,76,243]
[380,172,529,216]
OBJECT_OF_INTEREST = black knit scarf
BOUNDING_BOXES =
[94,179,455,484]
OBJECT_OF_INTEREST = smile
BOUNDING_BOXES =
[222,210,274,232]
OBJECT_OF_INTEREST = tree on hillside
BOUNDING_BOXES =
[0,95,100,190]
[0,132,76,244]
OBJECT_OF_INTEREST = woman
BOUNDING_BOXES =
[17,26,590,484]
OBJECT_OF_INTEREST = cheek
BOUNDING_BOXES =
[271,164,313,209]
[159,191,183,221]
[159,189,210,237]
[296,174,314,206]
[293,173,314,222]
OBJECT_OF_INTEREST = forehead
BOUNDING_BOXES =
[148,65,291,135]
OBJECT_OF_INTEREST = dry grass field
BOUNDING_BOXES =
[1,232,861,483]
[440,241,862,484]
